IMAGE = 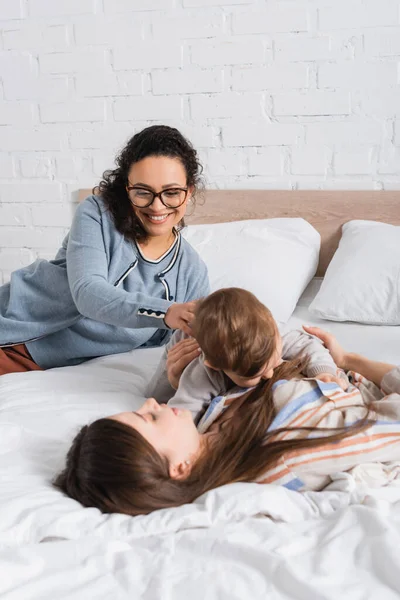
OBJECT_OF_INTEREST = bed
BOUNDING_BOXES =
[1,190,400,599]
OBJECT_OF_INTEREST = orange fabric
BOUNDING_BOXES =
[0,344,42,375]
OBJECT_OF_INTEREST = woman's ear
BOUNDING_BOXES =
[169,460,191,480]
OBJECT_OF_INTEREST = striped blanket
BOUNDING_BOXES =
[197,367,400,491]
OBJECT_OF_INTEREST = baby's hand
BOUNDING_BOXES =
[166,337,201,389]
[317,372,347,391]
[303,325,348,369]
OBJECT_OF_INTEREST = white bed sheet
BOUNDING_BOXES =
[1,280,400,600]
[286,278,400,364]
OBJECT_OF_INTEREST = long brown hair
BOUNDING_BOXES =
[193,288,278,377]
[54,358,371,516]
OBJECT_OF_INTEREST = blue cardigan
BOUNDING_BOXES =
[0,195,209,368]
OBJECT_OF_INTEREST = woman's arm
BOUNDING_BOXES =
[303,326,395,388]
[66,197,200,333]
[344,353,395,388]
[67,197,173,328]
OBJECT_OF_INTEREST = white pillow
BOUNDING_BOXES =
[309,220,400,325]
[183,218,320,324]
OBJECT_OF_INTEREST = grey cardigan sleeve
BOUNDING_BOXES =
[282,329,338,377]
[66,198,174,329]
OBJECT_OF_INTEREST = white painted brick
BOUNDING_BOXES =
[232,64,308,91]
[361,89,400,117]
[0,0,399,280]
[378,146,400,174]
[382,182,400,190]
[190,93,263,119]
[28,0,96,17]
[55,155,93,180]
[0,204,30,227]
[247,148,283,176]
[20,156,52,178]
[92,152,117,177]
[318,1,399,30]
[69,126,131,150]
[204,149,247,177]
[40,100,106,123]
[3,76,70,102]
[0,248,36,272]
[394,120,400,145]
[113,44,182,70]
[74,18,143,46]
[31,204,74,227]
[191,40,266,67]
[328,32,364,61]
[306,122,382,146]
[0,0,24,19]
[1,129,64,151]
[212,178,293,190]
[0,54,36,80]
[0,102,35,126]
[318,180,378,191]
[232,7,308,34]
[0,183,62,204]
[318,62,397,89]
[40,51,106,74]
[179,124,219,149]
[223,121,303,147]
[0,155,15,178]
[114,96,183,121]
[291,147,332,175]
[3,25,69,50]
[295,178,381,191]
[275,36,332,62]
[152,69,223,95]
[76,72,143,97]
[104,0,173,12]
[0,226,65,248]
[152,12,223,40]
[183,0,254,6]
[334,148,375,175]
[364,29,400,57]
[273,92,351,117]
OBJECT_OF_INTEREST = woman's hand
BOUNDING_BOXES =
[167,337,201,389]
[303,325,348,369]
[164,301,197,336]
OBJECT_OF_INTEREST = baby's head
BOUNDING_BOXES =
[192,288,283,387]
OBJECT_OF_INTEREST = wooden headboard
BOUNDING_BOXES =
[78,189,400,276]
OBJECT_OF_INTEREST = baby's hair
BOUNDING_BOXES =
[192,288,277,377]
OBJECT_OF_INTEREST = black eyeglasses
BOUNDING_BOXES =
[127,186,188,208]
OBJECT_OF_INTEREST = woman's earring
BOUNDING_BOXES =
[185,460,190,465]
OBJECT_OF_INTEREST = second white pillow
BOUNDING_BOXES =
[309,220,400,325]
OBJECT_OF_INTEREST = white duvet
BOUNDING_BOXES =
[1,344,400,599]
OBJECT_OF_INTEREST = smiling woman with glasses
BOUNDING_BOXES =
[0,125,210,375]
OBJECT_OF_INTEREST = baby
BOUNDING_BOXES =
[148,287,340,421]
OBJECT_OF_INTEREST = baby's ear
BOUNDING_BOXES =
[203,359,218,371]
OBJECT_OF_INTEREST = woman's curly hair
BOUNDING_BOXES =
[95,125,204,242]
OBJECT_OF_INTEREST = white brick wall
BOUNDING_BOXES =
[0,0,399,282]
